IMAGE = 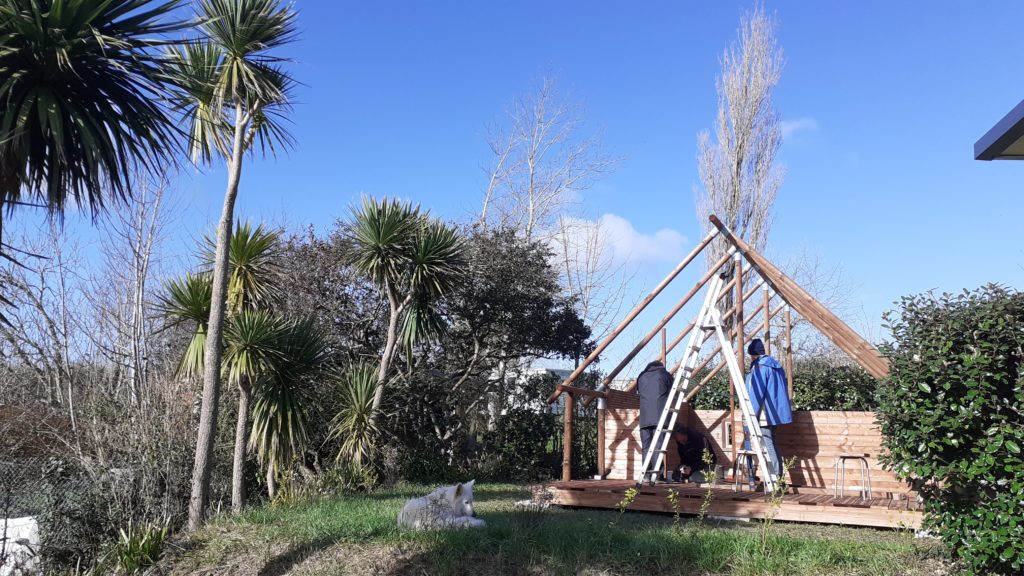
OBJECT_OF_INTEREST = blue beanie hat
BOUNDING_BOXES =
[747,338,765,356]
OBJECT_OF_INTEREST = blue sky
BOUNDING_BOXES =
[15,1,1024,372]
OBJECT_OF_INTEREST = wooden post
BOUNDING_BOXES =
[562,392,574,482]
[661,327,667,363]
[547,230,720,404]
[785,305,794,400]
[763,286,772,355]
[597,399,606,478]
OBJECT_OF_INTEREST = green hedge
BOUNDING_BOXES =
[691,358,878,411]
[878,285,1024,575]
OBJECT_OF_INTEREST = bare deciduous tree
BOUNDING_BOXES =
[779,248,864,363]
[480,77,618,242]
[696,5,785,267]
[481,78,629,341]
[86,177,172,404]
[551,215,631,347]
[0,221,88,455]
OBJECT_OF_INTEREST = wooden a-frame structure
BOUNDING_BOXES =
[544,216,922,529]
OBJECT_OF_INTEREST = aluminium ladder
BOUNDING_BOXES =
[638,262,780,493]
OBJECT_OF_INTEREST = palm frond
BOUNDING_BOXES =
[248,316,328,476]
[156,273,213,327]
[276,317,331,380]
[222,309,287,387]
[348,196,420,288]
[328,363,380,469]
[408,219,465,299]
[156,273,213,378]
[188,0,297,158]
[200,220,282,314]
[164,40,230,163]
[0,0,187,218]
[399,297,446,346]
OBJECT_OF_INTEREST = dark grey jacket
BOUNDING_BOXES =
[636,360,672,428]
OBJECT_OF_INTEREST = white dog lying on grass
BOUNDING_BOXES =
[397,480,486,530]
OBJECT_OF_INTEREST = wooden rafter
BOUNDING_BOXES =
[708,215,889,378]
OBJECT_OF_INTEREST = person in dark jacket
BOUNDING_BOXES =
[744,338,792,478]
[636,360,672,475]
[672,425,717,483]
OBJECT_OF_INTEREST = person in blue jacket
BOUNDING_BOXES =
[745,338,792,479]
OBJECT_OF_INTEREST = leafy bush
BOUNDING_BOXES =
[100,519,170,575]
[484,408,558,481]
[789,359,877,411]
[878,285,1024,575]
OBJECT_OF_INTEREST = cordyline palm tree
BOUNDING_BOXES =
[159,222,287,511]
[329,363,380,470]
[349,196,465,417]
[203,221,281,510]
[0,0,186,320]
[249,317,328,499]
[166,0,298,528]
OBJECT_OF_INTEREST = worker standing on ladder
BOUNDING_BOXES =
[745,338,793,480]
[636,359,672,478]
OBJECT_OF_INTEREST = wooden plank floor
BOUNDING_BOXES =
[547,480,923,529]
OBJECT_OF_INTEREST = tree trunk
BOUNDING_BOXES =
[371,288,402,412]
[266,465,277,500]
[188,105,248,529]
[231,381,251,513]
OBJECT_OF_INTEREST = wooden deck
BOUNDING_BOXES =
[548,480,923,529]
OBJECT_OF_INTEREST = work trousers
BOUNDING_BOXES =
[743,425,783,479]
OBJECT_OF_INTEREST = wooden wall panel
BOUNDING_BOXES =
[602,403,914,497]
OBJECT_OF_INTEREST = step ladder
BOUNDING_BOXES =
[638,260,780,493]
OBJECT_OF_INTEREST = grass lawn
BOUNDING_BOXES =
[159,483,954,575]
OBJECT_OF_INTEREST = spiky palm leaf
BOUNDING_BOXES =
[167,0,296,163]
[0,0,187,216]
[157,273,213,378]
[222,309,286,388]
[348,196,421,288]
[198,0,296,102]
[200,221,281,314]
[248,318,328,478]
[328,363,380,469]
[399,296,446,346]
[164,41,229,164]
[408,219,465,299]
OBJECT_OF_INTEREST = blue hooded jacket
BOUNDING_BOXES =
[746,355,792,426]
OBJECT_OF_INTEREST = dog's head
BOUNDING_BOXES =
[449,480,477,517]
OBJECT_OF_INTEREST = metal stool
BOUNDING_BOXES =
[833,453,872,499]
[731,449,759,491]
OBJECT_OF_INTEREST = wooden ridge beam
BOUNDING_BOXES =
[708,215,889,379]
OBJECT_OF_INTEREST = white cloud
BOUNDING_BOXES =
[780,117,818,140]
[556,213,687,265]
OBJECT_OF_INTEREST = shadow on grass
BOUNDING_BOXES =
[383,506,938,576]
[385,515,718,576]
[256,536,335,576]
